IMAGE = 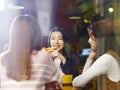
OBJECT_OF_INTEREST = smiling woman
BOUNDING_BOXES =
[48,26,79,79]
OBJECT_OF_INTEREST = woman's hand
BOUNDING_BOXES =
[49,50,66,64]
[72,87,81,90]
[45,81,62,90]
[87,50,96,60]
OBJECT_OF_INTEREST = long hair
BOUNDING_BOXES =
[2,15,42,81]
[48,27,79,77]
[91,18,120,63]
[48,26,70,60]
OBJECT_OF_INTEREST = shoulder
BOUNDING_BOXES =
[94,54,119,68]
[0,51,9,65]
[31,48,53,64]
[94,54,113,65]
[32,48,51,57]
[37,48,52,59]
[100,53,113,59]
[100,54,118,62]
[0,52,8,69]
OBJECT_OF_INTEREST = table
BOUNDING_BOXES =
[62,85,73,90]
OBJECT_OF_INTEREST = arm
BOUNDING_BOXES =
[54,58,65,76]
[72,54,112,87]
[83,51,96,72]
[31,48,61,83]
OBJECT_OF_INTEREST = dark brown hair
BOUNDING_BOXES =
[90,18,120,57]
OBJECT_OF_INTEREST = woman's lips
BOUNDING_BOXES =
[53,45,60,48]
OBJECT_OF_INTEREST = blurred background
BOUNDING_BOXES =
[0,0,118,54]
[0,0,120,89]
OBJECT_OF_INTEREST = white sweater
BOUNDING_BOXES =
[72,54,120,87]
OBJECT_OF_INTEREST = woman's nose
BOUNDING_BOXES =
[88,37,91,43]
[54,39,58,43]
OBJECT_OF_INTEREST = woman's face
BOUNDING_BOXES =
[88,35,96,51]
[50,31,64,51]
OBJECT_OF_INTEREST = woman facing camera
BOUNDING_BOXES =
[72,18,120,90]
[48,27,79,78]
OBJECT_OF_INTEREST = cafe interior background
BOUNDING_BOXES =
[0,0,120,90]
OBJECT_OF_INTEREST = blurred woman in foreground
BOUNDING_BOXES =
[0,15,61,90]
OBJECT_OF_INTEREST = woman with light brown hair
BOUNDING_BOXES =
[72,18,120,90]
[0,15,61,90]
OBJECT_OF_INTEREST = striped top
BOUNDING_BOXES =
[0,48,62,90]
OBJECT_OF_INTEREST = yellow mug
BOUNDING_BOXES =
[62,75,73,84]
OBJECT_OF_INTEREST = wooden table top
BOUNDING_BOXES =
[62,85,73,90]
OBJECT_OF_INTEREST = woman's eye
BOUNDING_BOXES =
[51,37,55,40]
[58,37,63,40]
[59,38,63,40]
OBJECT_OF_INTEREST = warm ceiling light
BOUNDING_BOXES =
[84,19,89,23]
[108,6,114,13]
